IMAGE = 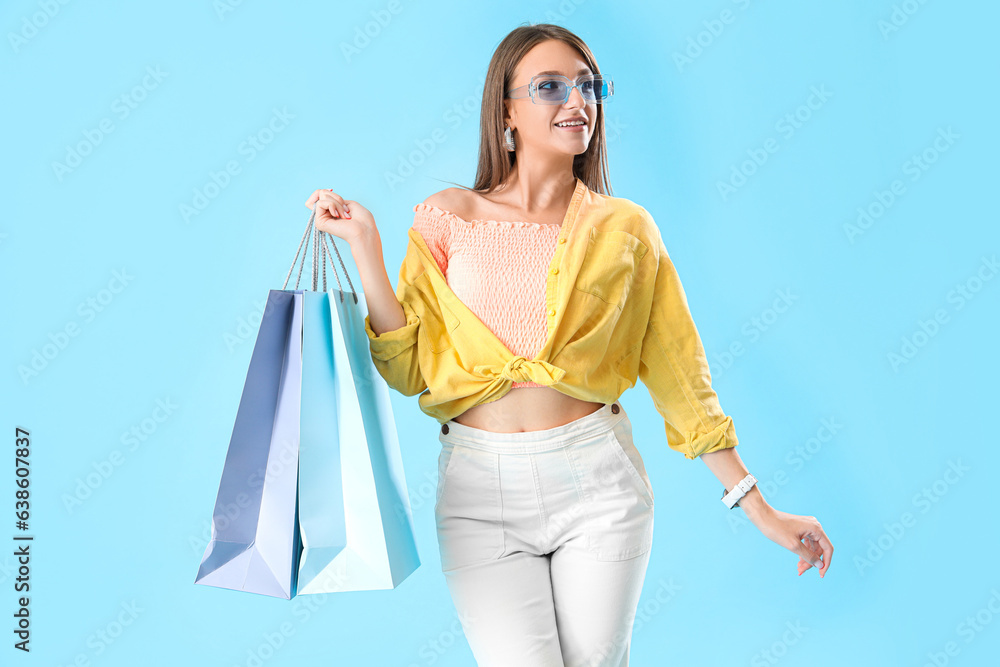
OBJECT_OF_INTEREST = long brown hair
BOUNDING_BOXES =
[437,22,613,198]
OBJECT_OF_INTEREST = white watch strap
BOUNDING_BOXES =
[721,473,757,509]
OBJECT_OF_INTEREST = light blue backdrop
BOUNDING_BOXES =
[2,1,997,665]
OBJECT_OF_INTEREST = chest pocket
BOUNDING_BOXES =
[413,272,462,354]
[573,229,648,307]
[432,299,462,353]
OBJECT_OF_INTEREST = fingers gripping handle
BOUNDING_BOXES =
[281,203,358,302]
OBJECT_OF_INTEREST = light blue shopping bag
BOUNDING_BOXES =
[195,204,419,599]
[296,217,421,594]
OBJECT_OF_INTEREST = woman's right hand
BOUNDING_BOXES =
[304,189,377,248]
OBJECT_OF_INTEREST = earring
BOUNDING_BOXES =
[504,126,515,152]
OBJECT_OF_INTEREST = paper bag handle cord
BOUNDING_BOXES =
[281,204,358,302]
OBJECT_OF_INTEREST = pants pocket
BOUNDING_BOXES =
[435,443,455,506]
[567,427,654,562]
[433,445,505,572]
[608,419,654,507]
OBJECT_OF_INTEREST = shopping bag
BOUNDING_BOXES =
[195,204,419,598]
[193,289,304,599]
[296,219,421,594]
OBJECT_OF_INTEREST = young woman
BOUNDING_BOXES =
[306,23,832,667]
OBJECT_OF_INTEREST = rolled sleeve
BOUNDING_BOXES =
[364,309,420,361]
[362,238,428,397]
[637,223,739,461]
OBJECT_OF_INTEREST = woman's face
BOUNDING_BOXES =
[504,39,596,158]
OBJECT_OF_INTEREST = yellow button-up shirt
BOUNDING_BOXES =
[363,177,739,460]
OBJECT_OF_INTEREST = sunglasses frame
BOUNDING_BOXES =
[506,73,614,105]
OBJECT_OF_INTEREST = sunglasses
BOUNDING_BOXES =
[506,74,614,105]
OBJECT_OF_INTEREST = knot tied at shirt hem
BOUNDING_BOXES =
[472,356,567,386]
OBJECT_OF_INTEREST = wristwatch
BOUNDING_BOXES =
[721,473,757,510]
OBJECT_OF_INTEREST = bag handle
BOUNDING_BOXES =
[281,204,358,303]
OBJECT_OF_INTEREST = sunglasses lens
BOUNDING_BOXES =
[591,76,610,101]
[537,79,567,102]
[535,75,611,103]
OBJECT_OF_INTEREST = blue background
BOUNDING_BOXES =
[3,1,998,665]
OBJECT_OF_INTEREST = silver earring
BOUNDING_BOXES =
[504,126,515,152]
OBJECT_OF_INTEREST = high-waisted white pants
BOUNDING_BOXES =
[434,400,654,666]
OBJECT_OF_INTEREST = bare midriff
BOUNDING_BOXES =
[451,386,605,432]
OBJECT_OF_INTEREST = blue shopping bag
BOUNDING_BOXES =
[194,289,303,599]
[195,204,419,598]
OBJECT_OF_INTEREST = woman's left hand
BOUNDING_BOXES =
[748,507,833,578]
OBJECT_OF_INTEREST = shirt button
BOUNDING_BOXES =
[558,238,566,244]
[548,308,556,316]
[551,268,559,275]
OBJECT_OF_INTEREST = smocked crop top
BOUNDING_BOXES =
[410,202,561,389]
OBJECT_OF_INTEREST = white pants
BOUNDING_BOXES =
[434,401,654,666]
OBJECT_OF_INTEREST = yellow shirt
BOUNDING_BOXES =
[363,177,739,460]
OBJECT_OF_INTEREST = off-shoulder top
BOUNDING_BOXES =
[410,202,562,389]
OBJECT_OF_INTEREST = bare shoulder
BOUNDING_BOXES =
[422,187,471,214]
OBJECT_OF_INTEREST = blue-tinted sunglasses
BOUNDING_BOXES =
[506,74,614,105]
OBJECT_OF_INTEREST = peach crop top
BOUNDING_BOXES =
[410,203,562,389]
